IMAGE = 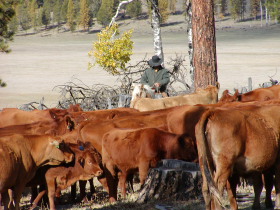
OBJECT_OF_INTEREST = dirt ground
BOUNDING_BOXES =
[0,15,280,109]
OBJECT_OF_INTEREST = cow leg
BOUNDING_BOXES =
[1,191,11,210]
[214,164,232,210]
[263,170,274,208]
[127,174,134,193]
[118,172,127,199]
[47,178,57,210]
[139,161,150,187]
[227,175,239,210]
[29,190,47,210]
[71,182,77,202]
[251,172,263,210]
[30,186,38,205]
[274,159,280,209]
[13,185,25,210]
[89,179,95,195]
[104,165,118,202]
[78,180,88,203]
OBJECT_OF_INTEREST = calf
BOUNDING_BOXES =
[102,127,197,199]
[29,142,103,210]
[0,134,74,210]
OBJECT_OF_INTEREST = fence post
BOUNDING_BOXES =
[248,77,252,91]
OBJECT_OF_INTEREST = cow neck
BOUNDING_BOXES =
[27,135,55,167]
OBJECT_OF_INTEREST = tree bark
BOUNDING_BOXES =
[137,159,202,203]
[192,0,218,90]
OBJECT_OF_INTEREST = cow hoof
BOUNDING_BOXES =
[252,204,261,210]
[265,199,273,208]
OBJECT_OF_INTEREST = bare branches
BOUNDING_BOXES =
[18,55,192,111]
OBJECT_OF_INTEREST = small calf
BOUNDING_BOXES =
[30,142,102,210]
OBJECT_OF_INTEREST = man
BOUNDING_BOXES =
[140,55,170,97]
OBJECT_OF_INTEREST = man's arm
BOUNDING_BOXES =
[140,70,149,85]
[157,69,170,87]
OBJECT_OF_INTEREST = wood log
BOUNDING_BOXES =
[137,159,202,203]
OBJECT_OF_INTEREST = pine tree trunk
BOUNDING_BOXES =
[151,0,164,63]
[137,159,202,203]
[192,0,218,90]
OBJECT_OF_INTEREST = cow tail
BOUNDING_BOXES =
[196,110,228,208]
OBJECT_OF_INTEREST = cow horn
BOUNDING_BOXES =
[51,140,60,148]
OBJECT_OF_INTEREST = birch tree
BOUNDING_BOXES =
[192,0,218,89]
[185,0,194,89]
[150,0,164,62]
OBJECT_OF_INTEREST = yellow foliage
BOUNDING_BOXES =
[88,23,134,75]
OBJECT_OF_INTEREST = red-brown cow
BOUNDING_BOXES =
[0,104,82,127]
[0,105,82,136]
[64,107,139,129]
[0,134,74,210]
[102,127,197,199]
[219,85,280,102]
[29,142,103,210]
[195,105,280,210]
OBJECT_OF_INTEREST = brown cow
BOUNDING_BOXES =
[102,127,198,199]
[130,84,219,111]
[0,104,82,127]
[29,142,103,210]
[219,85,280,102]
[63,107,139,129]
[0,105,83,136]
[0,134,74,210]
[195,105,280,210]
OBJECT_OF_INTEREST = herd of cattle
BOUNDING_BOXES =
[1,83,280,210]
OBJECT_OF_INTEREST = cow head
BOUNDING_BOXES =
[219,89,239,102]
[44,139,74,166]
[75,141,103,177]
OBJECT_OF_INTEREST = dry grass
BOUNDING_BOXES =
[18,180,272,210]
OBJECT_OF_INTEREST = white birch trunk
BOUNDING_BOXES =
[109,0,135,28]
[186,0,194,90]
[150,0,164,63]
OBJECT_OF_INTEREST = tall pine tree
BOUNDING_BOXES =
[79,0,90,31]
[67,0,76,31]
[29,0,38,31]
[251,0,260,19]
[97,0,115,26]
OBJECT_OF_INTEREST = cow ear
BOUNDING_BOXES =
[233,89,240,100]
[78,156,85,168]
[66,116,75,131]
[222,89,229,96]
[49,110,58,120]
